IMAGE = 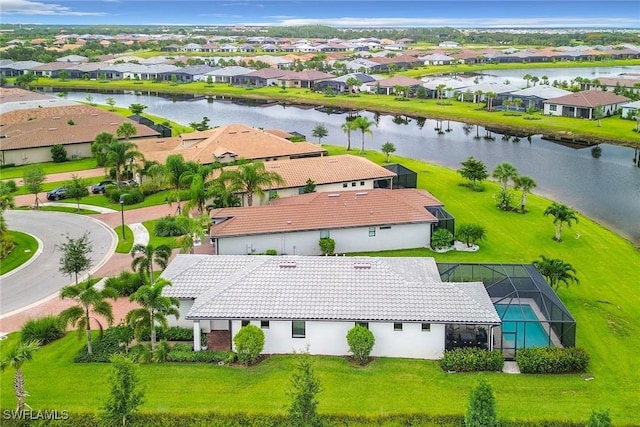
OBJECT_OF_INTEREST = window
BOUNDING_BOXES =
[369,227,376,237]
[292,321,306,338]
[241,320,250,327]
[356,322,369,329]
[298,187,306,194]
[261,320,270,329]
[342,183,348,188]
[549,104,557,112]
[394,322,403,331]
[421,323,431,332]
[360,181,365,186]
[351,182,356,187]
[380,226,391,230]
[320,230,330,238]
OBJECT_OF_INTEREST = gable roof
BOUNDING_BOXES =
[161,254,500,324]
[544,90,631,107]
[209,188,441,237]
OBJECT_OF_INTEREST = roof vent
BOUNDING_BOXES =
[48,127,57,131]
[355,192,368,196]
[327,193,340,198]
[52,116,61,120]
[279,261,297,268]
[353,262,371,269]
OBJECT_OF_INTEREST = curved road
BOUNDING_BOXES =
[0,210,116,316]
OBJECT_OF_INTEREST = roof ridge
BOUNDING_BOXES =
[448,282,499,319]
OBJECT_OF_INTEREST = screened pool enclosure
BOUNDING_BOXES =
[438,263,576,359]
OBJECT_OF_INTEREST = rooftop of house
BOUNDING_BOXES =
[544,90,631,107]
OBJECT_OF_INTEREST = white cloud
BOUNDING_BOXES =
[0,0,107,16]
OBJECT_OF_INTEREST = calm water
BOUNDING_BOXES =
[58,88,640,245]
[480,65,640,86]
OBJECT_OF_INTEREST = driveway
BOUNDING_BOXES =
[0,210,116,316]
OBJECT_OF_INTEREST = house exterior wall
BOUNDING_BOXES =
[2,143,93,165]
[215,222,431,255]
[229,320,445,359]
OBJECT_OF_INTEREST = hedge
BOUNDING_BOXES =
[20,316,65,345]
[440,347,504,372]
[73,325,133,363]
[516,347,589,374]
[166,350,236,364]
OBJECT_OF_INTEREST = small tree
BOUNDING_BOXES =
[51,144,67,163]
[459,156,488,191]
[381,141,396,162]
[311,124,328,144]
[23,166,46,208]
[288,354,322,427]
[456,224,486,248]
[319,237,335,255]
[106,97,117,111]
[303,178,316,194]
[587,409,611,427]
[494,188,516,211]
[465,377,497,427]
[594,104,605,127]
[0,340,40,412]
[514,175,537,213]
[129,103,147,115]
[492,162,518,192]
[543,202,578,242]
[233,324,265,366]
[431,228,453,250]
[57,232,93,285]
[533,255,579,291]
[346,325,375,365]
[102,354,144,427]
[66,174,89,212]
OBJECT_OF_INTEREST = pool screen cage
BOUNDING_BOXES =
[438,263,576,358]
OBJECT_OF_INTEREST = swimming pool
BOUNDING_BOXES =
[495,304,551,348]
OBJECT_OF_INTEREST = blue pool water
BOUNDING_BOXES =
[495,304,551,348]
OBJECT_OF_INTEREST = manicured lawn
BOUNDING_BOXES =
[0,230,39,275]
[115,225,134,254]
[0,158,97,180]
[15,205,99,215]
[142,219,181,249]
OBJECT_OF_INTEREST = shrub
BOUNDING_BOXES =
[431,228,454,250]
[104,270,145,296]
[516,347,589,374]
[74,325,134,363]
[51,144,67,162]
[20,315,65,345]
[264,249,278,255]
[319,237,336,255]
[465,377,497,427]
[105,186,144,205]
[0,163,16,170]
[166,350,235,363]
[346,325,375,365]
[440,347,504,372]
[154,215,189,237]
[233,324,265,366]
[2,180,17,193]
[137,326,193,342]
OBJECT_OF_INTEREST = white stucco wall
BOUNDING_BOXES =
[249,179,387,206]
[216,222,431,255]
[3,143,92,166]
[228,320,445,359]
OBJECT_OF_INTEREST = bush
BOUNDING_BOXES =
[516,347,589,374]
[440,347,504,372]
[137,326,193,342]
[264,249,278,255]
[465,377,497,427]
[319,237,336,255]
[74,325,134,363]
[431,228,454,250]
[166,350,235,363]
[346,325,375,365]
[0,163,16,170]
[2,180,17,193]
[51,144,67,162]
[105,186,144,205]
[154,215,189,237]
[20,315,65,345]
[104,270,145,296]
[233,324,265,366]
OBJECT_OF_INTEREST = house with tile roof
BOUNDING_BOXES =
[161,254,500,358]
[543,90,630,118]
[364,76,424,95]
[208,188,445,256]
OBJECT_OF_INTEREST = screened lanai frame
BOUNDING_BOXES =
[437,263,576,358]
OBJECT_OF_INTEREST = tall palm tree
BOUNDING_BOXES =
[221,162,284,207]
[485,91,497,111]
[182,174,211,215]
[533,255,579,290]
[104,140,144,183]
[130,243,172,284]
[116,122,137,141]
[59,280,118,355]
[514,175,537,213]
[341,118,357,151]
[126,278,180,350]
[543,202,579,242]
[0,340,40,411]
[92,132,117,167]
[209,175,242,208]
[492,162,518,192]
[164,154,198,214]
[352,116,376,154]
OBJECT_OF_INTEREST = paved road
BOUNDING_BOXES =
[0,210,116,316]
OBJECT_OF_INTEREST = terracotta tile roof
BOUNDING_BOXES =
[544,90,631,107]
[0,87,57,104]
[135,123,326,165]
[0,104,159,150]
[367,75,424,88]
[210,188,441,237]
[263,129,292,139]
[279,70,336,81]
[594,77,640,87]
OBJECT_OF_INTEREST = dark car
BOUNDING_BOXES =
[91,179,117,194]
[46,187,67,201]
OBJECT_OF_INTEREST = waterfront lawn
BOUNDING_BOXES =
[0,231,38,275]
[0,158,97,180]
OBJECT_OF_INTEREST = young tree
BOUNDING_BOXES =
[381,141,396,162]
[311,124,328,144]
[346,325,375,365]
[92,132,117,167]
[431,228,454,250]
[302,178,316,194]
[465,377,497,427]
[533,255,579,291]
[102,354,144,427]
[514,175,537,213]
[492,162,518,192]
[23,166,46,208]
[288,354,322,427]
[319,237,335,255]
[543,202,578,242]
[459,156,488,191]
[0,340,40,412]
[59,279,118,355]
[456,223,487,248]
[594,104,605,127]
[233,324,265,365]
[129,103,147,115]
[65,174,89,212]
[106,97,117,111]
[352,116,376,154]
[56,232,93,285]
[130,243,172,284]
[221,162,284,207]
[50,144,67,163]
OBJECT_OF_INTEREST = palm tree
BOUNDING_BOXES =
[178,213,210,254]
[341,118,357,151]
[221,162,284,207]
[209,175,242,208]
[533,255,579,290]
[92,132,117,167]
[492,162,518,192]
[485,91,497,112]
[126,278,180,350]
[543,202,579,242]
[523,73,533,88]
[104,140,144,183]
[352,116,376,154]
[130,243,172,284]
[0,340,40,411]
[116,122,137,141]
[59,280,118,355]
[163,154,198,214]
[514,175,537,213]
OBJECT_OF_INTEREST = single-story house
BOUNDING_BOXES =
[621,100,640,119]
[364,76,424,95]
[161,254,500,359]
[543,90,630,118]
[277,70,336,89]
[205,66,252,83]
[209,188,446,255]
[498,86,573,111]
[231,68,288,87]
[314,73,376,93]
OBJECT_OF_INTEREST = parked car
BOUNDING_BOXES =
[46,187,67,201]
[118,179,139,188]
[91,179,117,194]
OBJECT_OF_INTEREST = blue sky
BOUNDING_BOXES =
[1,0,639,28]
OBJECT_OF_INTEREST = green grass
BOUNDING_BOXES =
[0,230,39,275]
[15,205,98,215]
[142,219,181,249]
[0,158,97,180]
[115,225,134,253]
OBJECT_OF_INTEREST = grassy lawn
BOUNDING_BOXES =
[0,158,97,180]
[15,205,99,215]
[142,219,181,249]
[115,225,134,253]
[1,147,639,423]
[0,230,39,275]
